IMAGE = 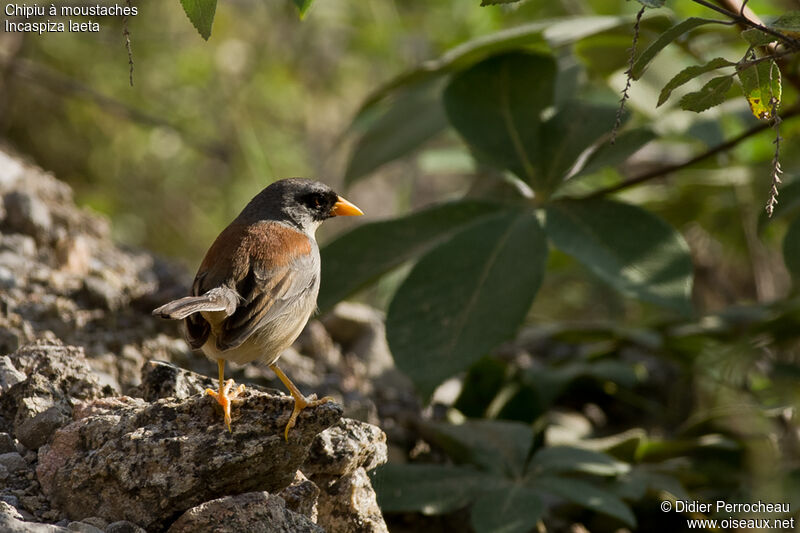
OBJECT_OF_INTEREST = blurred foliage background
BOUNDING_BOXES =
[5,0,800,531]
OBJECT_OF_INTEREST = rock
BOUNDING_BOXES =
[0,432,17,454]
[103,521,146,533]
[0,452,28,474]
[3,191,52,244]
[0,501,68,532]
[0,357,26,393]
[37,390,342,530]
[1,341,108,450]
[139,360,216,402]
[166,492,324,533]
[316,467,388,533]
[277,471,319,522]
[304,418,388,477]
[66,522,104,533]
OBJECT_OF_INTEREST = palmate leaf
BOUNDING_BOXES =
[737,60,782,120]
[319,200,505,312]
[386,209,547,398]
[679,75,734,112]
[529,446,630,477]
[533,476,637,526]
[179,0,217,40]
[657,57,736,107]
[571,127,656,179]
[372,463,495,514]
[631,18,717,79]
[544,199,693,313]
[443,52,557,190]
[471,484,544,533]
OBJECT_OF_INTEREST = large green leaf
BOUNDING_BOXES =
[544,199,693,313]
[387,209,548,397]
[529,446,630,477]
[423,420,534,475]
[631,18,717,79]
[292,0,313,18]
[356,16,628,117]
[471,484,544,533]
[679,76,734,112]
[443,52,557,189]
[179,0,217,40]
[657,58,736,107]
[319,200,504,312]
[538,102,618,193]
[768,11,800,33]
[372,463,494,514]
[783,216,800,284]
[535,476,637,526]
[572,128,656,179]
[344,80,447,184]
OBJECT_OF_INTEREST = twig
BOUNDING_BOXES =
[765,80,783,216]
[122,0,134,87]
[611,6,645,146]
[690,0,800,49]
[585,105,800,199]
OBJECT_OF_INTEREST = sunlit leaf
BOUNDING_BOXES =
[768,12,800,34]
[179,0,217,40]
[572,128,656,179]
[530,446,630,477]
[471,484,544,533]
[319,200,505,312]
[741,28,775,46]
[657,57,735,107]
[387,209,548,397]
[679,75,734,113]
[631,18,716,79]
[737,60,782,120]
[544,199,693,313]
[443,52,557,189]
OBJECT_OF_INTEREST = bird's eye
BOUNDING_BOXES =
[314,197,321,208]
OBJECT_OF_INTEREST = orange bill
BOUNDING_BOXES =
[330,196,364,217]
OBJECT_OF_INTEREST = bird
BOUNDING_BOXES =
[152,178,363,439]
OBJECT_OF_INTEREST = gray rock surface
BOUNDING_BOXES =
[166,492,324,533]
[37,391,341,530]
[304,418,388,477]
[103,521,146,533]
[0,501,68,532]
[277,471,319,522]
[316,467,388,533]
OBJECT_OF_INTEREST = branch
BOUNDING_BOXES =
[584,104,800,199]
[691,0,800,49]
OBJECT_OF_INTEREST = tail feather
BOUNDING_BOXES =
[152,287,240,320]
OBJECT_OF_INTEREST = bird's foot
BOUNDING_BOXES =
[205,379,246,432]
[284,394,334,441]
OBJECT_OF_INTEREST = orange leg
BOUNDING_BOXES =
[205,358,245,432]
[270,364,333,441]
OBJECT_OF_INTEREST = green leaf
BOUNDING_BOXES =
[179,0,217,40]
[636,0,665,7]
[657,57,736,107]
[481,0,523,4]
[631,18,717,79]
[454,356,508,418]
[372,463,493,514]
[423,419,534,475]
[535,476,637,526]
[530,446,630,477]
[741,28,775,46]
[471,484,544,533]
[538,102,618,193]
[387,209,548,397]
[678,75,734,113]
[737,60,781,120]
[344,80,448,184]
[319,200,505,312]
[768,12,800,33]
[783,216,800,284]
[292,0,313,18]
[356,16,630,117]
[544,199,693,313]
[443,52,557,189]
[572,128,656,178]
